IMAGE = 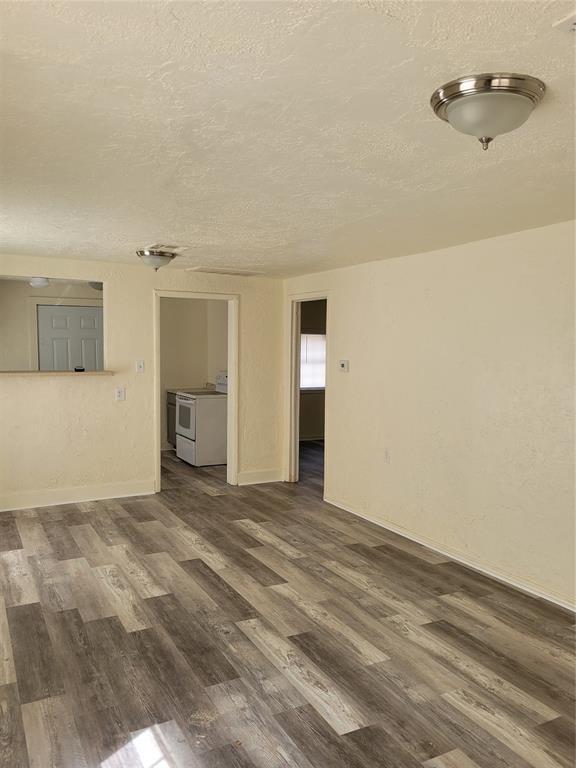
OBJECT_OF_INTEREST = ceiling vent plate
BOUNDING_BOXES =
[184,266,265,277]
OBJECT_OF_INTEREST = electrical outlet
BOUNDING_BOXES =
[136,360,145,373]
[338,360,350,372]
[115,386,126,402]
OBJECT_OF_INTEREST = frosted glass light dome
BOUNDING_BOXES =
[446,92,535,138]
[430,73,545,150]
[29,277,49,288]
[136,249,175,270]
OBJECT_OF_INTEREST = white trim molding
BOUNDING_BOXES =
[0,479,155,512]
[324,495,575,613]
[237,469,283,486]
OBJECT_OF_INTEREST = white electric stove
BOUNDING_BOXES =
[175,373,227,466]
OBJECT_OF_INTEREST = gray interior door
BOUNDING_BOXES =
[37,305,103,371]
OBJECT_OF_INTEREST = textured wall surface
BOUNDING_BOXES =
[160,297,208,449]
[160,298,209,394]
[285,221,575,606]
[0,255,283,507]
[206,300,229,384]
[0,1,573,275]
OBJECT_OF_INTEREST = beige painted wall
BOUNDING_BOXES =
[0,279,103,371]
[0,255,283,508]
[285,221,575,607]
[160,298,207,449]
[206,300,228,384]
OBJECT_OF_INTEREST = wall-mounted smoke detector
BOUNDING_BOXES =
[552,12,576,33]
[184,266,265,277]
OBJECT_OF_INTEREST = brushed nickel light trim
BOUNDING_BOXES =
[136,248,176,270]
[430,73,546,150]
[431,73,545,119]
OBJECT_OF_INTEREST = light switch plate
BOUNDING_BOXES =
[136,360,145,373]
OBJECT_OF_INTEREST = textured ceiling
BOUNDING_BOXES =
[0,1,574,276]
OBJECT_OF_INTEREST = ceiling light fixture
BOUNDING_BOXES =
[431,73,545,150]
[136,248,176,271]
[29,277,49,288]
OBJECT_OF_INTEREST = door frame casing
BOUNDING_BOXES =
[153,290,239,490]
[283,290,330,484]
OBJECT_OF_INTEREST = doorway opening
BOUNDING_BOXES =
[287,297,327,495]
[154,291,239,491]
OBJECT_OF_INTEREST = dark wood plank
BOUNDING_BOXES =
[275,703,379,768]
[179,558,258,621]
[36,503,88,526]
[40,521,82,561]
[418,696,548,768]
[146,593,240,686]
[84,616,172,732]
[43,608,132,765]
[113,517,165,555]
[7,602,64,704]
[130,624,221,750]
[289,629,374,690]
[203,743,258,768]
[0,519,22,553]
[425,619,575,719]
[0,683,29,768]
[344,724,426,768]
[119,499,161,522]
[201,529,287,586]
[533,717,576,768]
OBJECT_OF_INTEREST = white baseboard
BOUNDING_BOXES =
[237,469,283,486]
[0,479,155,512]
[324,495,575,613]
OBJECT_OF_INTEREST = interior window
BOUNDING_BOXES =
[300,333,326,388]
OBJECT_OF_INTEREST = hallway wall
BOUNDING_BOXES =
[285,221,575,607]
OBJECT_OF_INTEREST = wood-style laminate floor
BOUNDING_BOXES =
[1,445,574,767]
